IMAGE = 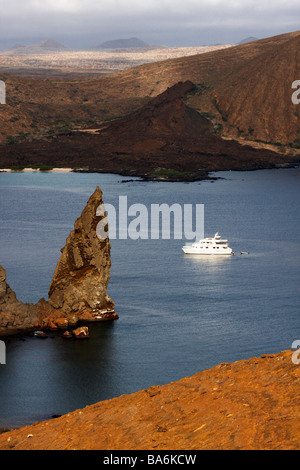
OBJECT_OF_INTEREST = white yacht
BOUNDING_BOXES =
[182,232,233,255]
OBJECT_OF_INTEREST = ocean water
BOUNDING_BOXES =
[0,168,299,428]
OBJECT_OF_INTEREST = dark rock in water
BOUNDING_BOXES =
[48,186,117,323]
[72,326,89,339]
[0,265,39,331]
[0,186,118,337]
[33,331,48,338]
[62,330,72,339]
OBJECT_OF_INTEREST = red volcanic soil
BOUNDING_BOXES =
[0,349,299,450]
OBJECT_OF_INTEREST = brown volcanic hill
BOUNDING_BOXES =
[197,32,300,145]
[0,349,299,450]
[0,72,150,145]
[100,80,212,142]
[101,30,300,147]
[0,30,299,160]
[0,30,299,151]
[0,80,297,180]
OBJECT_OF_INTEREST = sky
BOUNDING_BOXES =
[0,0,299,49]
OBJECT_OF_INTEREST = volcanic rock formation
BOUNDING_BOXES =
[0,186,117,336]
[48,186,116,321]
[0,265,39,334]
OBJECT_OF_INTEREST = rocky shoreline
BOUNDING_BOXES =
[1,161,299,184]
[0,186,118,338]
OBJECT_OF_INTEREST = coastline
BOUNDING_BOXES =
[1,162,299,183]
[0,168,73,173]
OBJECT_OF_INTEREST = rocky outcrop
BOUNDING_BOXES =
[72,326,89,339]
[48,186,116,323]
[0,265,40,334]
[0,349,298,450]
[62,326,90,339]
[0,187,117,336]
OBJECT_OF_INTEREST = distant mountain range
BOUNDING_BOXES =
[93,37,150,49]
[2,39,70,55]
[237,36,259,44]
[2,36,258,55]
[1,37,153,55]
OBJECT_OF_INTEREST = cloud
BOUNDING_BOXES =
[0,0,299,47]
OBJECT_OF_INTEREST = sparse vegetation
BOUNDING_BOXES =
[38,165,54,171]
[212,122,223,135]
[6,136,19,146]
[30,163,54,171]
[10,165,25,171]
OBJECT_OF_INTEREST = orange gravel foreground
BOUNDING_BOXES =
[0,350,299,450]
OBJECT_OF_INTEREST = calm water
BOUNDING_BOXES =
[0,169,299,428]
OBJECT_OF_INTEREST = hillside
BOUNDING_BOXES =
[0,81,297,180]
[0,45,229,80]
[0,30,299,169]
[0,349,299,450]
[102,29,300,146]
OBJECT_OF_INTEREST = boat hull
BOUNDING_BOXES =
[182,233,233,255]
[182,247,233,255]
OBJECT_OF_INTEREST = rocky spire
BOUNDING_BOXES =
[0,187,117,336]
[0,265,39,332]
[48,186,117,322]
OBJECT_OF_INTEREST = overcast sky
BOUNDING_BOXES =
[0,0,299,49]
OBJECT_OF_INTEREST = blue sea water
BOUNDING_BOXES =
[0,168,299,428]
